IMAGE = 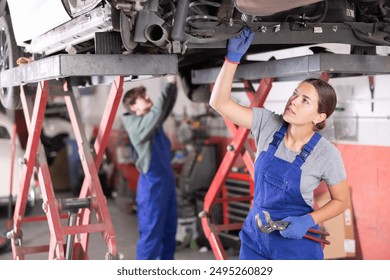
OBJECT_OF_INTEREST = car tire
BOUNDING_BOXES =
[0,14,23,110]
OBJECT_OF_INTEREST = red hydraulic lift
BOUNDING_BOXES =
[1,54,177,259]
[8,77,123,260]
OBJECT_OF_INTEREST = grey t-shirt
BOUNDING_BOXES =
[251,107,347,207]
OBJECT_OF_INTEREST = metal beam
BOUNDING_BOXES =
[1,54,178,88]
[191,54,390,84]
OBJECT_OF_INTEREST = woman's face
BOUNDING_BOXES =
[282,82,325,128]
[130,95,153,116]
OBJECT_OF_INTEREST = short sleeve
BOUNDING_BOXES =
[321,146,347,187]
[251,107,284,156]
[251,108,273,136]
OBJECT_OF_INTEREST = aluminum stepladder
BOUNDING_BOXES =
[8,76,124,260]
[200,78,273,260]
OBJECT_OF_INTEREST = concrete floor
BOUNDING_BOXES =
[0,191,222,260]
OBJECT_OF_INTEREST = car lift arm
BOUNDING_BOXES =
[191,53,390,85]
[0,54,177,88]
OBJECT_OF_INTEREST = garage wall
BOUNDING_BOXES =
[335,143,390,259]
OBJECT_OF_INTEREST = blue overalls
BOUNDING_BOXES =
[136,128,177,259]
[239,122,323,260]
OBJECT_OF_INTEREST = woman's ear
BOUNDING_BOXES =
[315,112,327,124]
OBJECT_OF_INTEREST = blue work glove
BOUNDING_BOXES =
[280,214,315,240]
[226,27,255,64]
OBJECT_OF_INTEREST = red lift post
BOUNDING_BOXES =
[200,78,273,260]
[8,76,124,260]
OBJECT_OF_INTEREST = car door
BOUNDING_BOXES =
[6,0,71,45]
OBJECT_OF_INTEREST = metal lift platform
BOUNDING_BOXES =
[1,54,177,260]
[191,53,390,84]
[194,53,390,260]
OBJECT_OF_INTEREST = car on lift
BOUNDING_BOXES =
[0,0,389,109]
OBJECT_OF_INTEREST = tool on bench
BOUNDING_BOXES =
[255,210,330,245]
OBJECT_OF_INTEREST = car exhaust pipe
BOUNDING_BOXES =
[144,24,168,47]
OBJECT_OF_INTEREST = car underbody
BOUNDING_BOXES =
[1,0,390,109]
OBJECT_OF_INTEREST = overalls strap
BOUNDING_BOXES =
[293,132,322,168]
[267,122,288,154]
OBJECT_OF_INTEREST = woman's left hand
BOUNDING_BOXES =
[280,214,315,239]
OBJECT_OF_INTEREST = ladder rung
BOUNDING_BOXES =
[225,185,250,194]
[227,214,246,222]
[227,206,250,216]
[218,231,241,242]
[229,201,251,209]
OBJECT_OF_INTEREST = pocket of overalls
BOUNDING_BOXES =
[260,171,287,208]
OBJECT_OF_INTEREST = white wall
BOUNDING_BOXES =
[331,75,390,146]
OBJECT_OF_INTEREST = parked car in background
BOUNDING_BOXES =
[1,0,389,109]
[0,102,73,212]
[0,111,37,213]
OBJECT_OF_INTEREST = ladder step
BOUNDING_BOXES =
[229,201,251,209]
[218,231,241,242]
[227,213,246,222]
[225,185,250,195]
[227,206,250,216]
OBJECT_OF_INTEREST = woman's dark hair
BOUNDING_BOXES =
[302,78,337,131]
[122,86,146,112]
